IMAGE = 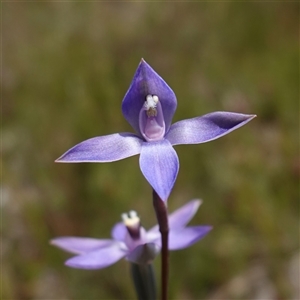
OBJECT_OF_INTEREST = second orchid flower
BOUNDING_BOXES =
[51,200,211,269]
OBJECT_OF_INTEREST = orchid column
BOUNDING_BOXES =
[56,59,256,299]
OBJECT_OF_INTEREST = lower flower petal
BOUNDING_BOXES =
[168,199,202,229]
[166,112,256,145]
[56,133,143,162]
[169,226,212,250]
[148,200,202,234]
[126,243,160,264]
[65,242,126,269]
[50,237,115,255]
[139,139,179,201]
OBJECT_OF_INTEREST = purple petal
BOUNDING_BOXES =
[148,199,202,235]
[122,59,177,137]
[168,199,202,229]
[168,226,212,250]
[166,112,256,145]
[111,222,127,242]
[55,133,143,162]
[126,243,160,264]
[139,139,179,201]
[65,242,126,269]
[50,237,115,255]
[145,230,160,243]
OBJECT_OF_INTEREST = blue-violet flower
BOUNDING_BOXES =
[56,59,256,201]
[51,199,211,269]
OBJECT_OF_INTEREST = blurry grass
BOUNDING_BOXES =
[2,2,299,299]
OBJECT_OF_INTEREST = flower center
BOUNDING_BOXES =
[139,95,165,142]
[122,210,141,240]
[144,95,159,117]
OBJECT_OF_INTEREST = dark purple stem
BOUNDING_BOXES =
[152,190,169,300]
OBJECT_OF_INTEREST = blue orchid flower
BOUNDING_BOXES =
[51,200,211,269]
[56,59,255,201]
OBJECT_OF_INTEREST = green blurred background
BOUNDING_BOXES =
[2,2,299,299]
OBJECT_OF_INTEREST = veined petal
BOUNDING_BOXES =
[166,112,256,145]
[122,59,177,136]
[56,133,143,162]
[168,226,212,250]
[148,199,202,235]
[139,139,179,202]
[65,243,126,269]
[50,237,115,255]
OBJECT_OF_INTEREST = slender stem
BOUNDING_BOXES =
[152,190,169,300]
[130,263,157,300]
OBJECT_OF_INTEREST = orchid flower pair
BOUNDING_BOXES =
[52,60,255,300]
[56,59,255,201]
[51,200,211,269]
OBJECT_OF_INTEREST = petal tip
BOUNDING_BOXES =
[191,198,202,207]
[248,114,257,120]
[64,259,77,269]
[54,157,73,163]
[55,153,71,163]
[49,239,56,246]
[65,257,91,270]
